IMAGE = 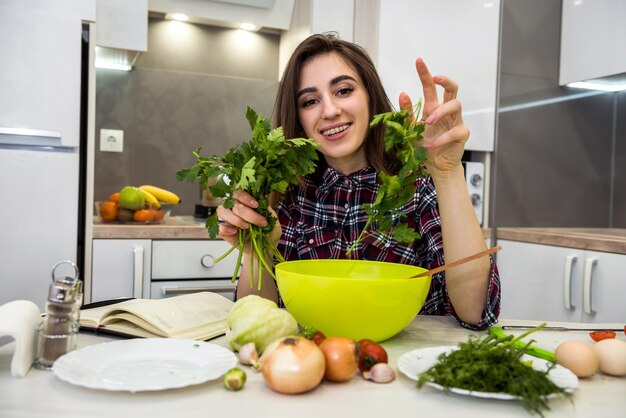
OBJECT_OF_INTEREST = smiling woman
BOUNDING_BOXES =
[215,32,501,331]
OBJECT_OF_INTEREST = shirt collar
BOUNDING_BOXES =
[317,165,378,192]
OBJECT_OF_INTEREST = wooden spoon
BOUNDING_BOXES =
[411,245,502,278]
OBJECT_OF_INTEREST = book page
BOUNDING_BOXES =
[99,320,161,339]
[79,299,144,328]
[91,292,234,338]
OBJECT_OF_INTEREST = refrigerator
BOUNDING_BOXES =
[0,1,94,311]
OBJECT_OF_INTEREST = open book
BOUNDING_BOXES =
[79,292,235,341]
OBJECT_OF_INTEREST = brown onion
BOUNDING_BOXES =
[259,336,325,394]
[319,336,360,382]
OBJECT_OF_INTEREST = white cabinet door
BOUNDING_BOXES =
[374,0,500,151]
[580,250,626,323]
[497,240,626,323]
[91,239,151,301]
[497,240,584,322]
[0,1,82,147]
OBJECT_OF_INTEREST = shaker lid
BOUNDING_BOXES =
[47,283,74,303]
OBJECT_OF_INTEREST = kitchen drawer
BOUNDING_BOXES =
[152,240,240,279]
[150,279,235,301]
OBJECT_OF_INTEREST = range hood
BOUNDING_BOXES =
[559,0,626,91]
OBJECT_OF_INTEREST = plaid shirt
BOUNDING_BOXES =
[275,165,501,330]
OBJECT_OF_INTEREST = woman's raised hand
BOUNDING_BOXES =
[399,58,470,177]
[216,189,282,252]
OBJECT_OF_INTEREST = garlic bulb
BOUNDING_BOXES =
[362,362,395,383]
[238,342,260,370]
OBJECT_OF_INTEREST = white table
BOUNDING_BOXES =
[1,316,624,418]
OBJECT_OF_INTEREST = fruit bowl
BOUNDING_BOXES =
[274,259,432,342]
[95,201,172,224]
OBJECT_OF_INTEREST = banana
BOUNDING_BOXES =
[138,188,161,209]
[139,185,181,204]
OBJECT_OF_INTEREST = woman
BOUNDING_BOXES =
[217,33,500,330]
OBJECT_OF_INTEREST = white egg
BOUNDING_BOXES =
[555,340,599,378]
[593,339,626,377]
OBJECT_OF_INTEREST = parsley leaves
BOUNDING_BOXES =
[177,107,319,288]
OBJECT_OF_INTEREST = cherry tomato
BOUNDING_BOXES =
[589,330,616,342]
[358,339,388,373]
[311,331,326,346]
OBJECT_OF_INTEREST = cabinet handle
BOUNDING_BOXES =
[161,286,235,296]
[133,246,144,298]
[583,257,598,315]
[563,255,577,310]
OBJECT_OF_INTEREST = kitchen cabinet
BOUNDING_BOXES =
[91,238,239,303]
[497,240,626,323]
[357,0,500,152]
[91,239,152,302]
[0,0,93,148]
[559,0,626,85]
[96,0,147,52]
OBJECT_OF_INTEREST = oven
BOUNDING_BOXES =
[461,161,485,226]
[150,240,240,301]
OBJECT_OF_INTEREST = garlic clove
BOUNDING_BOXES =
[238,342,260,370]
[362,362,395,383]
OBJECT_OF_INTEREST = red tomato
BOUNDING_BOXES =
[311,331,326,346]
[358,339,388,373]
[589,330,616,342]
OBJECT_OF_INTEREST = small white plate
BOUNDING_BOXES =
[53,338,237,392]
[397,345,578,400]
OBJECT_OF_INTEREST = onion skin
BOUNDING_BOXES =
[319,336,360,382]
[259,336,325,394]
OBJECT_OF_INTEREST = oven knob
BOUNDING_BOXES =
[470,174,482,187]
[201,254,215,268]
[470,193,482,206]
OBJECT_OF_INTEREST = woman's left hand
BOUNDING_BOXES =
[399,58,470,178]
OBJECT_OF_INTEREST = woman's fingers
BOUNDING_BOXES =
[415,58,439,114]
[398,92,416,121]
[423,124,470,149]
[433,75,458,103]
[424,98,463,125]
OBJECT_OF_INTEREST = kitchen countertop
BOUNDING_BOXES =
[93,216,211,239]
[94,216,493,240]
[1,316,624,418]
[497,227,626,254]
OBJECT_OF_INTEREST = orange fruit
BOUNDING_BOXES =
[108,192,120,203]
[99,201,119,222]
[132,209,153,223]
[150,208,165,222]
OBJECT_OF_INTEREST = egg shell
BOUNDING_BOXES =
[593,339,626,376]
[555,340,599,378]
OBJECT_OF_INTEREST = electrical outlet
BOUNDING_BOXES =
[100,129,124,153]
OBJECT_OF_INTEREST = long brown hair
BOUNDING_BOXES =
[272,32,401,175]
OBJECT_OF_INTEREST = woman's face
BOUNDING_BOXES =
[297,52,370,175]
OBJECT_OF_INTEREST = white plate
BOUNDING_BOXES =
[53,338,237,392]
[397,345,578,400]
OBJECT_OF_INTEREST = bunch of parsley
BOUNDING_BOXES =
[346,101,427,255]
[177,107,319,289]
[417,325,572,417]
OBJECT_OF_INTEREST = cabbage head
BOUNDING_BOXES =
[226,295,298,353]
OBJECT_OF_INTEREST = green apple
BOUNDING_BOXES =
[118,186,145,210]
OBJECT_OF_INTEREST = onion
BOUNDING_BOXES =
[319,336,360,382]
[259,336,325,394]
